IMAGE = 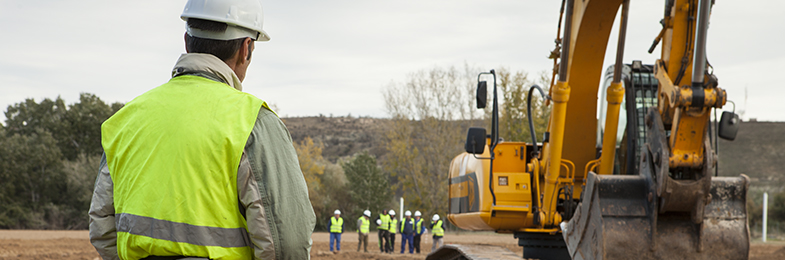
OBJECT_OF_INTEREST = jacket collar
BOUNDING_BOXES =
[171,53,244,91]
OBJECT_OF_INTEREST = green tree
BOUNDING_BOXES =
[497,68,551,143]
[0,93,122,229]
[3,93,121,160]
[61,93,120,159]
[0,130,66,229]
[342,151,393,221]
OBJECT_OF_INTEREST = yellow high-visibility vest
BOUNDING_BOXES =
[432,220,444,237]
[379,214,390,231]
[103,75,266,260]
[358,217,370,234]
[390,218,398,233]
[330,217,343,233]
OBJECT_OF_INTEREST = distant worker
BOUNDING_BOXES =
[430,214,445,251]
[357,210,371,253]
[330,209,344,253]
[378,209,391,253]
[399,210,415,254]
[413,210,425,253]
[88,0,315,259]
[388,210,398,253]
[376,218,384,252]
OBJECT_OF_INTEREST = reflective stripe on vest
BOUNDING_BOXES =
[358,217,370,234]
[103,75,265,260]
[390,218,398,233]
[415,219,424,235]
[330,217,343,233]
[116,213,250,247]
[432,220,444,237]
[379,214,390,230]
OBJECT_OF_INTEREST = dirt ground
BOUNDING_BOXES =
[0,230,781,260]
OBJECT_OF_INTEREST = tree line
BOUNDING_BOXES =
[0,94,122,229]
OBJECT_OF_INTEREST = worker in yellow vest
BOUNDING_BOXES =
[87,1,315,259]
[330,210,344,253]
[430,214,445,251]
[378,209,391,253]
[388,210,398,253]
[413,210,425,253]
[357,210,371,253]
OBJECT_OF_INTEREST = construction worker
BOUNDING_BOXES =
[399,210,415,254]
[430,214,445,251]
[378,209,391,253]
[357,210,371,253]
[87,0,315,259]
[388,210,397,253]
[330,209,344,253]
[413,210,425,253]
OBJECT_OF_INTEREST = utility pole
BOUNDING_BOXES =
[763,192,768,242]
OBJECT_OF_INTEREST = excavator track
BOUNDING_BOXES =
[426,244,521,260]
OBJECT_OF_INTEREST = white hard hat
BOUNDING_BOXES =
[181,0,271,41]
[433,214,440,221]
[364,210,371,217]
[376,219,382,225]
[334,210,341,215]
[389,210,395,215]
[405,210,412,216]
[414,211,422,217]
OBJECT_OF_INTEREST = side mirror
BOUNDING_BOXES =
[465,127,487,154]
[477,81,487,109]
[718,111,739,141]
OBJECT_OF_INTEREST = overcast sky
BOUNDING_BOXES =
[0,0,782,123]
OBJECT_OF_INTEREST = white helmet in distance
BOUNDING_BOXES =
[433,214,440,221]
[376,219,382,225]
[414,211,422,217]
[405,210,412,217]
[334,209,341,215]
[181,0,271,41]
[389,210,395,216]
[364,210,371,217]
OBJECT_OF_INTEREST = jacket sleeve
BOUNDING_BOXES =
[238,108,316,260]
[88,153,119,260]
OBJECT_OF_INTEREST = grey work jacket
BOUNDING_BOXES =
[88,53,316,260]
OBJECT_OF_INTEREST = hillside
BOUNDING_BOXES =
[283,116,389,162]
[284,117,783,189]
[718,121,785,189]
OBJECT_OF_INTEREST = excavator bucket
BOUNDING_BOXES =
[562,172,750,260]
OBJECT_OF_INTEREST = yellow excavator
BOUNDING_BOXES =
[428,0,748,259]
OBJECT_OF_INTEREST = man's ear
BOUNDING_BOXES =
[244,37,253,61]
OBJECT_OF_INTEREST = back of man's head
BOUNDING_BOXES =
[185,18,247,61]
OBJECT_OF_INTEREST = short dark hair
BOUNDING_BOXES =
[185,18,247,61]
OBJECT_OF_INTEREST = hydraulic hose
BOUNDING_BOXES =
[527,85,549,157]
